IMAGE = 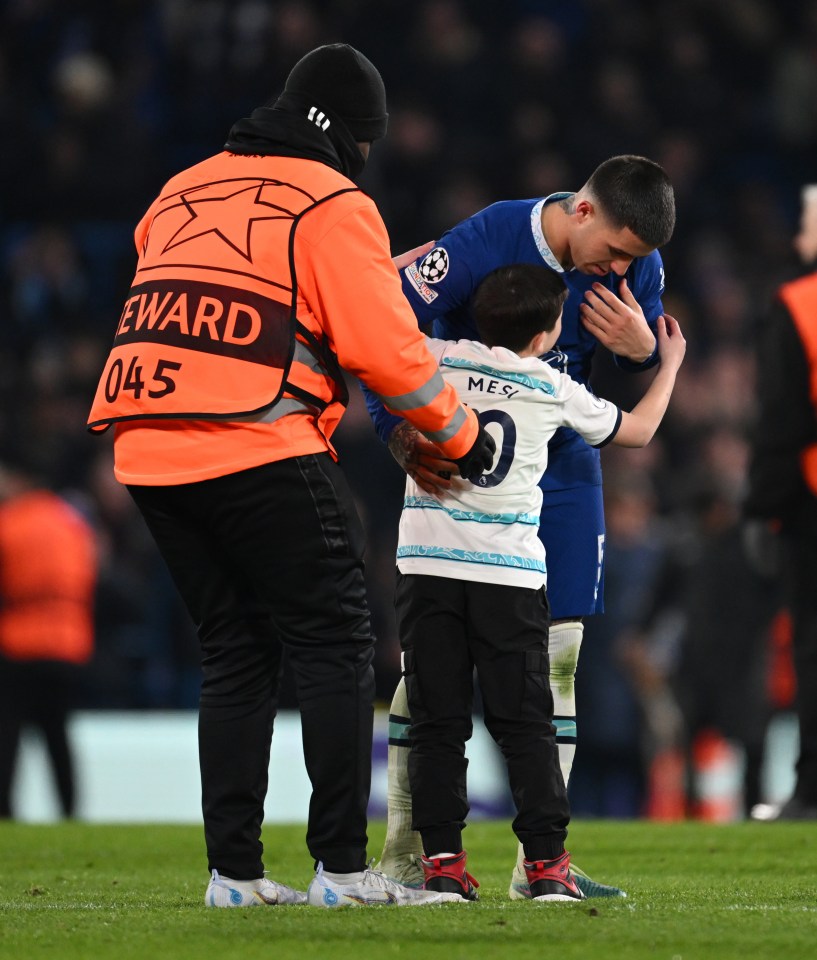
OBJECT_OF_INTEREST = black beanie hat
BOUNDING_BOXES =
[278,43,388,142]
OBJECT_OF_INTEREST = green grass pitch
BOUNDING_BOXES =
[1,819,815,960]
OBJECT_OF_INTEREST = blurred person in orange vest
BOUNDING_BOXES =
[0,454,97,819]
[744,184,817,820]
[86,43,493,908]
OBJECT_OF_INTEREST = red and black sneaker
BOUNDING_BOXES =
[523,851,585,902]
[421,850,480,901]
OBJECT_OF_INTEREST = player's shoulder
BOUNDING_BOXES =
[630,247,666,293]
[633,247,664,273]
[428,199,539,273]
[470,198,539,226]
[442,198,539,239]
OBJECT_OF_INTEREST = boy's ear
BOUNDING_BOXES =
[531,329,553,356]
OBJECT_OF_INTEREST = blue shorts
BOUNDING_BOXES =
[537,482,605,619]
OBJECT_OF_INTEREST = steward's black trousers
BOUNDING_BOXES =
[129,454,375,878]
[783,501,817,803]
[395,573,569,861]
[0,658,80,818]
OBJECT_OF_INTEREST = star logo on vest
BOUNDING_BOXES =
[161,181,291,263]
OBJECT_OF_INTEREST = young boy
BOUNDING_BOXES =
[394,263,686,901]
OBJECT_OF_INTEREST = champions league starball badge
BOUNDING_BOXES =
[419,246,449,283]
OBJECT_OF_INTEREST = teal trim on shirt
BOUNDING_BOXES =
[403,495,539,526]
[397,545,546,573]
[441,356,557,395]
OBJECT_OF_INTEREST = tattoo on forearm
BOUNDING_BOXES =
[388,421,422,478]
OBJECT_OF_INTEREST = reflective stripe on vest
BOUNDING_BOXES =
[778,274,817,496]
[88,166,357,432]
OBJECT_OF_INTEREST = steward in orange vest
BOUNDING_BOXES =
[746,271,817,519]
[0,457,97,819]
[744,184,817,821]
[777,275,817,496]
[0,487,95,664]
[85,43,494,904]
[88,82,492,486]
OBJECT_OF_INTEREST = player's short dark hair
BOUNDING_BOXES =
[472,264,568,353]
[584,155,675,249]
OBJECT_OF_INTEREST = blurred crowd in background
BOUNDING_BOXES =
[2,0,815,818]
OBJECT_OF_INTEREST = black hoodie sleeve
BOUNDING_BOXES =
[744,297,816,522]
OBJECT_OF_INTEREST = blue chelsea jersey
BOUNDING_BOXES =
[406,195,665,382]
[365,193,667,489]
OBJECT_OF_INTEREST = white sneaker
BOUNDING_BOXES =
[374,851,425,888]
[205,869,307,907]
[307,862,466,907]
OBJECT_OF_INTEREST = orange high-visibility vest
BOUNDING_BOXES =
[88,152,477,484]
[0,491,96,664]
[88,158,358,429]
[778,273,817,496]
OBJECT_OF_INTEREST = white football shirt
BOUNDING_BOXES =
[396,338,621,589]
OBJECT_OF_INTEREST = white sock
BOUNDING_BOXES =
[549,620,583,787]
[381,676,423,860]
[515,620,583,873]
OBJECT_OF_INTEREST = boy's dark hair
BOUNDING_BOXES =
[471,264,568,353]
[584,155,675,249]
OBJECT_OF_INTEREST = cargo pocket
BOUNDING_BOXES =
[401,646,424,725]
[521,647,553,723]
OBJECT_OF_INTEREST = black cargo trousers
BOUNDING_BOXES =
[395,572,569,861]
[129,453,375,879]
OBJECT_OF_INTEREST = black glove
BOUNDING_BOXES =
[454,423,496,481]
